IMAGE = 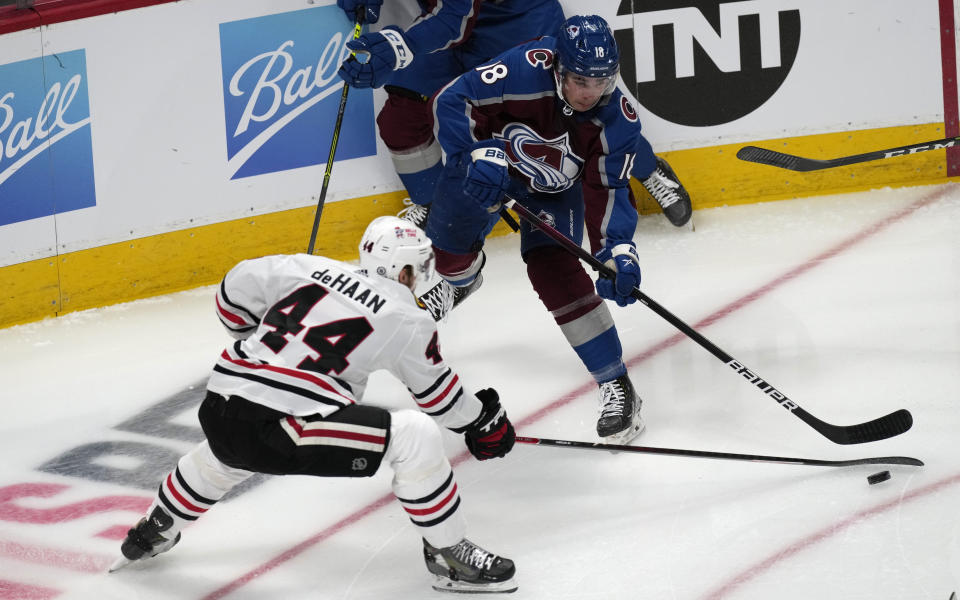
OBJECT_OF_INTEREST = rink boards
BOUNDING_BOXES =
[0,0,957,327]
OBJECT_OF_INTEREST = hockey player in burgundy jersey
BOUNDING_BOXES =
[336,0,564,228]
[110,217,518,594]
[424,14,656,444]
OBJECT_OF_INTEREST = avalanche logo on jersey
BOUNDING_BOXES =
[494,123,584,193]
[0,50,96,227]
[219,6,377,180]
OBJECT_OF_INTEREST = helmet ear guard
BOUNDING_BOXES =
[358,216,435,283]
[554,14,621,111]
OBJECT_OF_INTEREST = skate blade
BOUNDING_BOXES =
[431,575,518,594]
[108,556,133,573]
[603,415,646,446]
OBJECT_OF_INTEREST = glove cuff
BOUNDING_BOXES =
[381,27,414,70]
[469,146,508,167]
[598,242,638,268]
[609,243,639,262]
[465,389,503,433]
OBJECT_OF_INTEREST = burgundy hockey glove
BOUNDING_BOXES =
[464,388,515,460]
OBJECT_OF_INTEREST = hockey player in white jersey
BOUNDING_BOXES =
[109,216,518,594]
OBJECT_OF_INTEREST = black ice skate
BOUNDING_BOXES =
[423,538,518,594]
[642,156,692,228]
[109,506,181,572]
[596,374,645,444]
[417,255,486,321]
[398,198,431,229]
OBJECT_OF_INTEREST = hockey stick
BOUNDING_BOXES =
[307,9,365,255]
[502,196,914,445]
[736,136,960,172]
[515,437,923,467]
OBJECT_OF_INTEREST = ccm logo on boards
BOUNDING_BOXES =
[613,0,801,126]
[218,6,377,180]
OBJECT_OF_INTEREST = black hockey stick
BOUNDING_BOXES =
[307,9,365,255]
[736,136,960,172]
[516,437,923,467]
[502,196,914,445]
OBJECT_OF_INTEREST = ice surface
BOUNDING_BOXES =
[0,184,957,599]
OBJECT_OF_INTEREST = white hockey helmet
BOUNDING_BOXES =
[359,216,435,283]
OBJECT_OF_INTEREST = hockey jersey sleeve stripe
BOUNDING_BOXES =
[219,351,354,404]
[218,280,261,324]
[415,374,460,409]
[403,483,459,516]
[212,364,351,409]
[411,368,453,399]
[215,294,249,327]
[421,389,463,418]
[403,0,478,55]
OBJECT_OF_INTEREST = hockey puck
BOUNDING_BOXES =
[867,470,891,485]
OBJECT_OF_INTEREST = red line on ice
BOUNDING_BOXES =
[203,187,950,600]
[703,473,960,599]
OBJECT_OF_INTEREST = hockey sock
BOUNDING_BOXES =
[526,246,627,381]
[396,160,443,207]
[571,325,628,383]
[385,410,466,548]
[434,248,484,287]
[150,441,253,536]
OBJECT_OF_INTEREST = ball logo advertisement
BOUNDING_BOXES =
[0,50,96,227]
[219,6,377,180]
[613,0,801,127]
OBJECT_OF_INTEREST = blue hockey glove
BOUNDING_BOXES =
[464,141,510,209]
[338,27,413,89]
[595,243,641,307]
[336,0,381,24]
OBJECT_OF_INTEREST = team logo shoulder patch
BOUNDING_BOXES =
[620,96,638,122]
[525,48,554,69]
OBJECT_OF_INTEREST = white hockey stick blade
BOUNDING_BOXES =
[431,575,518,594]
[108,556,133,573]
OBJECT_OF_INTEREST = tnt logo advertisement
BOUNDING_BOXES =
[219,6,377,180]
[0,50,96,227]
[613,0,801,126]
